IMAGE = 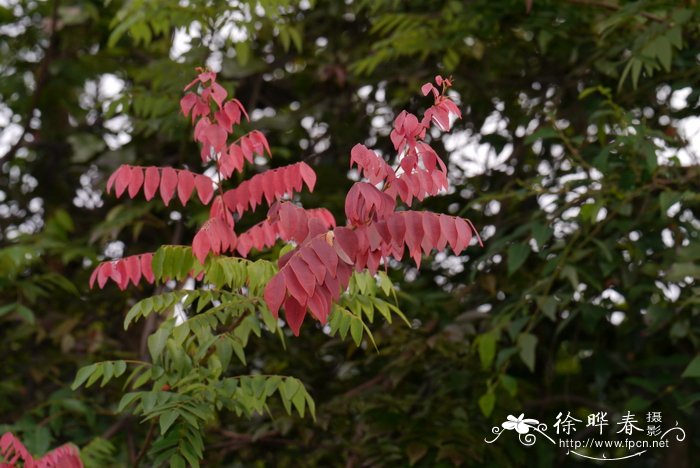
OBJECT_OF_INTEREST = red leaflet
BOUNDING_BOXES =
[127,166,144,198]
[144,167,160,201]
[177,170,195,205]
[194,175,214,204]
[160,167,178,206]
[283,296,306,336]
[264,273,285,318]
[112,165,131,197]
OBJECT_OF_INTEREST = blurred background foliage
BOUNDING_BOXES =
[1,0,700,466]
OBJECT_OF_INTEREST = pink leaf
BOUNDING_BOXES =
[209,82,228,108]
[160,168,178,206]
[144,167,160,201]
[192,227,211,264]
[177,170,196,205]
[283,295,307,336]
[264,273,286,318]
[126,167,144,199]
[194,175,214,204]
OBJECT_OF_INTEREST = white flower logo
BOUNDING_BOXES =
[502,414,540,434]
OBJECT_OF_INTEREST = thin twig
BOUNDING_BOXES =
[133,420,157,467]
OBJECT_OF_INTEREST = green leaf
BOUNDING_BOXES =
[478,390,495,417]
[148,327,170,362]
[350,317,363,346]
[507,244,530,276]
[477,330,498,369]
[518,333,538,372]
[681,356,700,378]
[159,411,179,435]
[531,222,553,249]
[72,364,97,390]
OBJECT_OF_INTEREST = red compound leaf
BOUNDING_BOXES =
[106,165,214,207]
[222,162,317,216]
[89,253,156,290]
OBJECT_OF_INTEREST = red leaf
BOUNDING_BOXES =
[310,237,337,277]
[264,273,286,318]
[283,296,306,336]
[125,255,141,286]
[422,212,440,254]
[177,170,196,205]
[439,214,458,251]
[205,123,227,151]
[126,167,144,199]
[288,255,316,297]
[209,82,227,108]
[282,266,308,305]
[251,130,271,156]
[160,167,178,206]
[194,175,214,204]
[192,228,211,264]
[454,217,472,254]
[144,167,160,201]
[299,246,326,283]
[223,100,241,127]
[333,227,358,264]
[307,288,330,323]
[140,253,154,283]
[97,263,111,289]
[299,162,317,191]
[113,165,131,197]
[180,93,198,117]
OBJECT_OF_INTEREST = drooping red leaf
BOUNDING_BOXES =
[288,255,316,297]
[127,166,144,198]
[283,295,306,336]
[180,93,198,117]
[160,167,178,206]
[192,227,211,264]
[177,170,196,205]
[140,253,154,283]
[194,174,214,204]
[298,162,317,192]
[144,167,160,201]
[209,82,227,108]
[112,165,131,197]
[264,273,286,318]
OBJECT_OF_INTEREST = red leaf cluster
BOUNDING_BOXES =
[1,432,82,468]
[106,165,214,206]
[265,234,353,335]
[89,253,154,290]
[192,216,237,264]
[218,130,271,178]
[236,204,336,257]
[92,69,482,340]
[222,162,316,216]
[93,69,322,287]
[263,76,482,335]
[420,75,462,131]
